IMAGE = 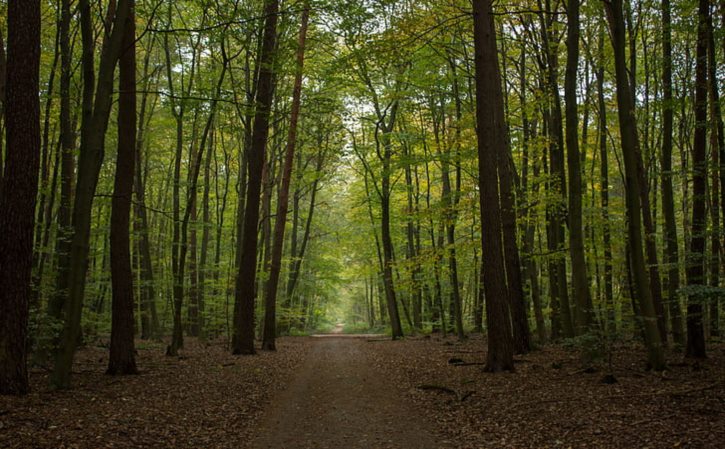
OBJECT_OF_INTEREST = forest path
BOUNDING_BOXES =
[250,337,444,449]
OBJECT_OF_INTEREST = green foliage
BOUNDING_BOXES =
[678,285,725,304]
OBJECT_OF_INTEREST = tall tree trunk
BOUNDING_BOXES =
[473,0,514,372]
[685,0,709,358]
[262,4,309,351]
[188,140,200,338]
[403,139,422,330]
[438,104,464,340]
[0,29,5,191]
[706,8,722,338]
[661,0,684,344]
[518,46,544,343]
[232,0,279,355]
[379,104,404,340]
[500,153,530,353]
[448,59,466,341]
[286,148,324,300]
[604,0,666,370]
[565,0,594,333]
[134,47,159,341]
[199,123,214,340]
[52,0,131,389]
[596,22,615,335]
[108,0,137,375]
[0,0,41,395]
[36,0,76,366]
[32,25,60,305]
[539,0,574,338]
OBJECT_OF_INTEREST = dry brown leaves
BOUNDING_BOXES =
[0,337,311,449]
[368,335,725,449]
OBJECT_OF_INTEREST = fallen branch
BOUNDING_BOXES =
[459,391,475,402]
[417,384,456,395]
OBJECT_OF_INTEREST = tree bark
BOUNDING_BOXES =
[473,0,514,372]
[539,0,574,338]
[52,0,131,389]
[604,0,666,370]
[262,4,309,351]
[134,45,160,341]
[596,22,615,335]
[565,0,594,333]
[107,0,138,375]
[685,0,709,359]
[0,0,41,395]
[706,7,722,338]
[233,0,279,355]
[661,0,684,344]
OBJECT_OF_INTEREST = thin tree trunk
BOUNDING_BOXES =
[134,46,160,341]
[706,8,722,338]
[661,0,683,344]
[40,0,76,366]
[539,0,574,338]
[597,22,616,335]
[262,4,309,351]
[52,0,131,389]
[604,0,666,370]
[565,0,594,333]
[685,0,709,358]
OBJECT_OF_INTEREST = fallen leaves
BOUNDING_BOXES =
[368,335,725,449]
[0,337,311,449]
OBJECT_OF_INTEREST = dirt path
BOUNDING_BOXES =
[250,337,444,449]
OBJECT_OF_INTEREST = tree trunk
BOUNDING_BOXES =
[565,0,594,333]
[661,0,683,344]
[499,153,530,354]
[604,0,666,370]
[685,0,709,358]
[262,4,309,351]
[52,0,131,389]
[0,0,41,395]
[233,0,279,355]
[134,45,160,341]
[199,123,214,340]
[107,0,138,375]
[539,1,574,338]
[36,0,75,366]
[706,8,722,338]
[473,0,514,372]
[596,23,616,335]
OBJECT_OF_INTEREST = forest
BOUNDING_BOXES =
[0,0,723,447]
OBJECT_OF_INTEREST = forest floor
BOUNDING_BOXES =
[0,337,312,448]
[369,334,725,449]
[250,335,446,449]
[1,334,723,448]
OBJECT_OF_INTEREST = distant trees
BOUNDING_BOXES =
[0,0,723,390]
